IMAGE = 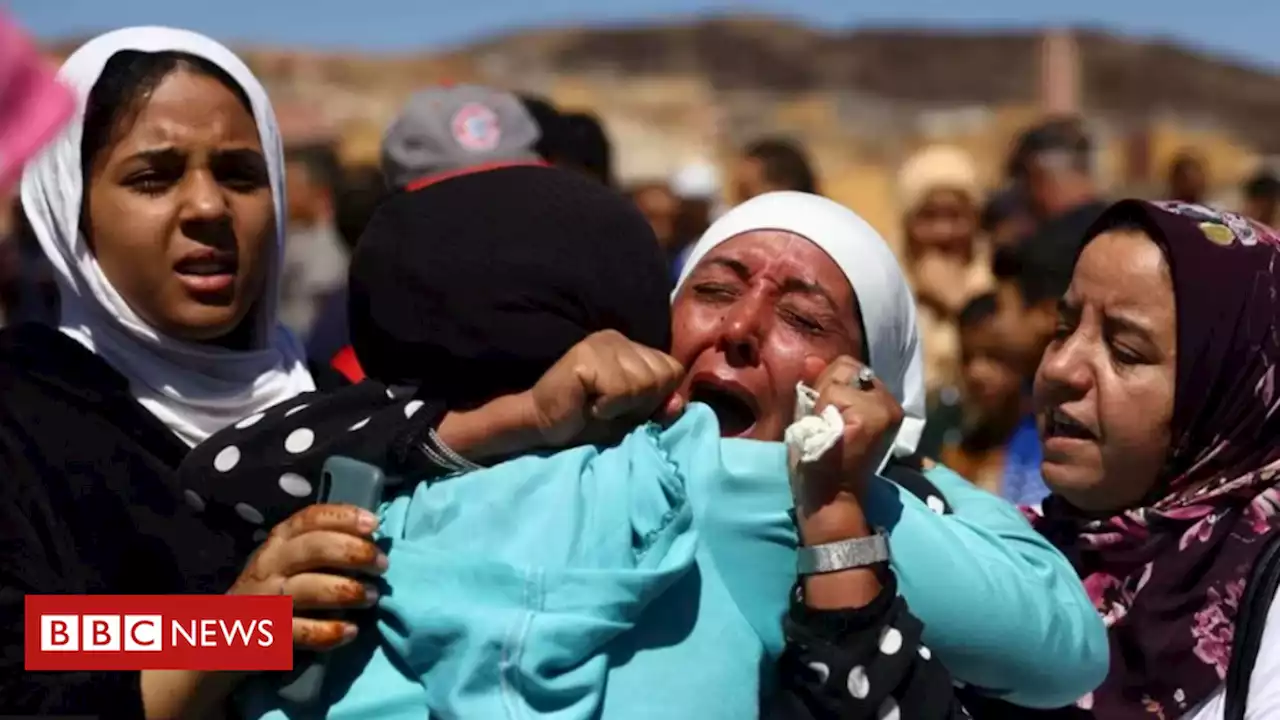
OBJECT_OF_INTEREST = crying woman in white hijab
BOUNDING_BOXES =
[667,193,1106,709]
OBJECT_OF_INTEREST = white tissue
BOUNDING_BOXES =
[783,383,845,464]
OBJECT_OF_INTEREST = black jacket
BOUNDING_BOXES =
[0,324,342,717]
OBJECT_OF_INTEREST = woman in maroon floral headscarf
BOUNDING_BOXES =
[1021,199,1280,718]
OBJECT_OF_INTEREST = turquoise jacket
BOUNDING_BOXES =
[246,404,1105,718]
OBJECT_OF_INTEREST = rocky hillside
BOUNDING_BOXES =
[438,18,1280,147]
[45,18,1280,150]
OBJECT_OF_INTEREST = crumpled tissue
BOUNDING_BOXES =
[783,382,844,464]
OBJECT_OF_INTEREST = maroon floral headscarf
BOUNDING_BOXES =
[1032,199,1280,717]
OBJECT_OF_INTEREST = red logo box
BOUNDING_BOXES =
[25,595,293,671]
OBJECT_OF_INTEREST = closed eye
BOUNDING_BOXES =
[692,282,740,302]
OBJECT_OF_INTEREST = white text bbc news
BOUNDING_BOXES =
[40,614,276,652]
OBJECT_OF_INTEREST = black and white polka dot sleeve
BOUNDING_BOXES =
[177,382,457,588]
[766,572,970,719]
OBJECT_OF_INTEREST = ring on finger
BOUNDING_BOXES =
[854,366,876,390]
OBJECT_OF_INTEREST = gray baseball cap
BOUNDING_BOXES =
[380,85,542,189]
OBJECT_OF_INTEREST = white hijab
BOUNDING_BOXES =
[20,27,315,447]
[673,191,926,461]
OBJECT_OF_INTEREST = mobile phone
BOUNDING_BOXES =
[276,457,389,705]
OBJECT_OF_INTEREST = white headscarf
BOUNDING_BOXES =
[20,27,315,447]
[673,191,926,461]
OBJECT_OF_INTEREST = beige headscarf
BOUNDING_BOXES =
[896,145,991,395]
[897,145,980,215]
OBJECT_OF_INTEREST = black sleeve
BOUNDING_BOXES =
[0,459,146,718]
[177,381,459,586]
[765,573,971,720]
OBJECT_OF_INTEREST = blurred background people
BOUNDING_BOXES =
[979,183,1033,251]
[280,142,348,340]
[629,180,679,250]
[667,159,722,280]
[1011,118,1107,233]
[629,179,682,274]
[1242,168,1280,226]
[1167,150,1208,204]
[303,164,389,364]
[896,145,993,460]
[940,293,1026,494]
[732,136,818,205]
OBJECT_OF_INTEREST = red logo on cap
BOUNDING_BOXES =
[451,103,501,152]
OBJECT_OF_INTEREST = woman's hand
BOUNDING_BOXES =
[527,329,686,447]
[795,356,904,543]
[228,504,385,651]
[434,331,685,462]
[794,356,904,610]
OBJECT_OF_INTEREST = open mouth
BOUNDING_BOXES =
[174,253,238,294]
[175,255,237,277]
[689,379,758,437]
[1044,408,1096,441]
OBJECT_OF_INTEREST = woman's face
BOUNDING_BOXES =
[1033,229,1177,513]
[906,187,976,259]
[671,230,862,441]
[84,68,273,343]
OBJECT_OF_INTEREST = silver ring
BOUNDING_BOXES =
[855,366,875,390]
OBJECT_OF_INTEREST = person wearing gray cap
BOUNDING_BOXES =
[309,86,550,382]
[380,84,545,190]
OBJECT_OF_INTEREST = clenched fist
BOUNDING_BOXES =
[527,330,686,447]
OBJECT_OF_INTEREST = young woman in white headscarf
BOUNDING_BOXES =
[176,186,1107,718]
[0,26,346,718]
[0,27,579,719]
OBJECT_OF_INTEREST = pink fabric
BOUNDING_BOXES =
[0,10,73,193]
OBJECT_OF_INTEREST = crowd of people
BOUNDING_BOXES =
[3,12,1280,720]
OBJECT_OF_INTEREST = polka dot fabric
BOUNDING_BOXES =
[762,456,975,719]
[770,572,970,719]
[177,381,447,555]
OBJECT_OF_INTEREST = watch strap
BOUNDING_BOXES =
[797,532,889,575]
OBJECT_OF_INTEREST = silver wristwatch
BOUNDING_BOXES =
[796,532,890,575]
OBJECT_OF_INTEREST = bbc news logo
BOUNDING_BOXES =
[25,595,293,671]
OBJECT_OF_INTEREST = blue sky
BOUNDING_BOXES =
[9,0,1278,68]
